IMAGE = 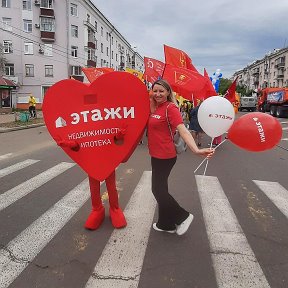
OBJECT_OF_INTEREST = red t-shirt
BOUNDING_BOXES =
[148,101,183,159]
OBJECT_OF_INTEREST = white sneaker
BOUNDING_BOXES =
[152,223,176,234]
[176,214,194,235]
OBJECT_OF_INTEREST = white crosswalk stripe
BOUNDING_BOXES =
[0,159,39,178]
[195,175,271,288]
[0,153,13,160]
[253,180,288,219]
[0,162,75,212]
[85,171,156,288]
[0,179,90,288]
[1,159,288,288]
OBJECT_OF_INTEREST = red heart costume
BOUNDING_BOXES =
[43,72,149,229]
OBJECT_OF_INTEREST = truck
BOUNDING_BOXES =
[257,87,288,118]
[238,96,257,112]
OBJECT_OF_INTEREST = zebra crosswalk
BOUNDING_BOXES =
[0,158,287,288]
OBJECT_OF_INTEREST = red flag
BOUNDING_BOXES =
[224,77,238,103]
[162,64,207,101]
[164,44,198,73]
[143,57,165,83]
[82,67,114,83]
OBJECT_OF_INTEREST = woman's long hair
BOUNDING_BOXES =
[151,79,178,106]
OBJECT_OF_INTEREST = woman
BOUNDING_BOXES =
[147,79,214,235]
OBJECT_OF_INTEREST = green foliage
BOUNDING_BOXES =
[218,78,232,95]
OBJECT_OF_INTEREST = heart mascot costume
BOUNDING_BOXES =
[43,72,150,230]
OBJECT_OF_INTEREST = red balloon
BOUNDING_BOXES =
[227,112,282,152]
[43,71,149,181]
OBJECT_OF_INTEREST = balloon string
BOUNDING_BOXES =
[203,138,214,176]
[194,138,227,174]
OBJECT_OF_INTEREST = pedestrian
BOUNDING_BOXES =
[147,79,214,235]
[189,101,203,146]
[28,93,36,118]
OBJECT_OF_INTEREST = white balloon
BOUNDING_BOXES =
[198,96,235,138]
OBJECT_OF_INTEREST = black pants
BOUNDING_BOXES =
[151,157,189,230]
[29,106,36,117]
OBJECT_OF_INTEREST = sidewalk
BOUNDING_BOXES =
[0,112,45,133]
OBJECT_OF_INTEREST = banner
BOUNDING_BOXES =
[82,67,114,83]
[143,57,165,83]
[164,44,198,72]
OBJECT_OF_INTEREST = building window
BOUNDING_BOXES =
[112,36,114,45]
[95,21,97,32]
[3,40,12,53]
[101,27,103,36]
[25,64,34,77]
[4,63,14,76]
[112,51,114,59]
[44,44,52,56]
[71,66,81,75]
[40,0,53,9]
[24,42,33,54]
[2,17,12,31]
[87,14,90,23]
[71,25,78,37]
[23,19,32,32]
[101,43,103,53]
[70,3,77,16]
[106,32,109,41]
[45,65,53,77]
[87,48,95,61]
[95,39,98,50]
[23,0,32,10]
[2,0,10,8]
[106,47,109,56]
[40,17,55,32]
[116,53,118,61]
[71,46,78,58]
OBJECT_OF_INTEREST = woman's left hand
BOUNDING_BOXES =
[197,148,215,158]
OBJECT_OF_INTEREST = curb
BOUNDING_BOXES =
[0,123,46,133]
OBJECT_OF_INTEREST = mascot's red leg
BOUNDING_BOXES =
[106,170,127,228]
[84,176,105,230]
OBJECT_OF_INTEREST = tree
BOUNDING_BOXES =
[218,78,232,95]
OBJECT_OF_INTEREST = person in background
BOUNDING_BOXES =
[189,101,203,147]
[148,79,214,235]
[28,93,36,118]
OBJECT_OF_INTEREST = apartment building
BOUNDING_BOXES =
[0,0,144,109]
[233,47,288,92]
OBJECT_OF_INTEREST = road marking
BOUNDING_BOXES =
[196,175,270,288]
[0,162,75,212]
[253,180,288,219]
[0,179,91,288]
[0,159,39,178]
[282,127,288,131]
[0,153,13,160]
[281,138,288,141]
[85,171,156,288]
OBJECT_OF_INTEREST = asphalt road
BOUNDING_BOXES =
[0,114,288,288]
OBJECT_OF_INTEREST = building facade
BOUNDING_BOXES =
[0,0,144,109]
[233,47,288,92]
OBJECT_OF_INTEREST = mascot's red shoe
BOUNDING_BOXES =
[84,206,105,230]
[109,207,127,228]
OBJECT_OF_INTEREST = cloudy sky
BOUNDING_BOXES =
[92,0,288,78]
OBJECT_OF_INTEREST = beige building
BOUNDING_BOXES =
[0,0,144,109]
[233,47,288,91]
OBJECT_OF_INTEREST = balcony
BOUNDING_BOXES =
[40,8,54,17]
[276,74,284,79]
[40,31,55,42]
[275,62,285,68]
[87,60,96,67]
[252,69,260,76]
